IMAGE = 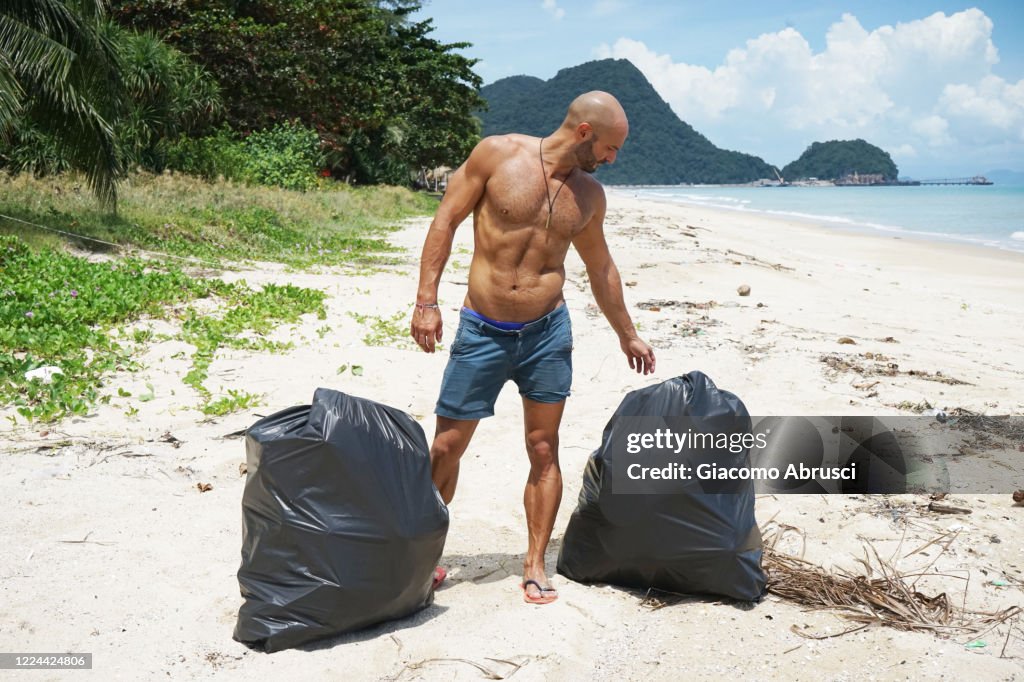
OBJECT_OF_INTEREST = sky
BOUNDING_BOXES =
[414,1,1024,177]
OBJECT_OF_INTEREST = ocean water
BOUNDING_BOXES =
[623,185,1024,254]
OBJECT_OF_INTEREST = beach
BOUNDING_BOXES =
[2,191,1023,680]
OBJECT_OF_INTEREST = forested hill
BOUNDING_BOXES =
[781,140,899,181]
[478,59,776,185]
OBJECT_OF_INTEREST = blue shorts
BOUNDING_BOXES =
[435,305,573,420]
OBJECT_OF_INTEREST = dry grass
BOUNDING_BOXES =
[638,521,1021,650]
[762,523,1021,637]
[0,171,434,263]
[948,409,1024,444]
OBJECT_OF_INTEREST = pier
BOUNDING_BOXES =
[917,176,993,186]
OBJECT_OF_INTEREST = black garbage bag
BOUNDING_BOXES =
[234,388,448,652]
[556,371,765,601]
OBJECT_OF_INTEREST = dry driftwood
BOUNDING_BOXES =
[927,501,972,515]
[725,248,795,272]
[762,524,1020,636]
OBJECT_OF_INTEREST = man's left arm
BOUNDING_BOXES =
[571,191,656,375]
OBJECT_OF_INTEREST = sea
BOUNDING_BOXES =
[619,184,1024,255]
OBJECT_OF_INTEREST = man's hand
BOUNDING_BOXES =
[622,337,656,375]
[411,306,443,353]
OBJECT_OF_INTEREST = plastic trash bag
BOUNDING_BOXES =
[234,388,448,652]
[557,371,765,601]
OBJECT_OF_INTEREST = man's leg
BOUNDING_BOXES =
[520,397,565,602]
[430,415,479,590]
[431,415,479,505]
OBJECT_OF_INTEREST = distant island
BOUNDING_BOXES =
[477,59,993,187]
[781,139,897,184]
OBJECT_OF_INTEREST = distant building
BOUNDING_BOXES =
[416,166,452,192]
[836,172,886,186]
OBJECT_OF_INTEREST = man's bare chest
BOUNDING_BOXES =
[482,159,591,234]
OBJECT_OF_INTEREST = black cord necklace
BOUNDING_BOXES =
[539,137,573,230]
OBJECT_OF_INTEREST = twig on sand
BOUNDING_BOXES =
[725,249,795,272]
[88,450,154,467]
[6,435,89,455]
[401,656,528,680]
[790,623,869,640]
[762,524,1021,637]
[1000,623,1014,658]
[589,354,612,381]
[58,531,114,546]
[485,658,529,676]
[904,528,959,558]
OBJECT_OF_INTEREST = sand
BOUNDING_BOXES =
[1,190,1022,680]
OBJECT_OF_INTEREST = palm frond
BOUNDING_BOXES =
[1,0,122,209]
[0,15,76,83]
[0,54,26,138]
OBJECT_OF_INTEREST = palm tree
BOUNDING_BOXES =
[0,0,123,209]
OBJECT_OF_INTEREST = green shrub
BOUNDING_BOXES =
[163,121,323,191]
[0,125,75,178]
[162,127,248,181]
[241,121,324,192]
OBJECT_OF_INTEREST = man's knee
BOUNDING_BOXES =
[526,432,559,468]
[431,431,471,464]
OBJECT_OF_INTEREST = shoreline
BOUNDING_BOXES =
[593,192,1024,415]
[607,186,1024,258]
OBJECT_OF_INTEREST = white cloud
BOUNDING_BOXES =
[541,0,565,20]
[940,77,1024,132]
[597,9,1024,174]
[911,115,952,146]
[892,143,917,159]
[596,37,741,119]
[593,0,625,17]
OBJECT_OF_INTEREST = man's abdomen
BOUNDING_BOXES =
[465,265,566,323]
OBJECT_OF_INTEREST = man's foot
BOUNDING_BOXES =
[521,579,558,605]
[431,566,447,591]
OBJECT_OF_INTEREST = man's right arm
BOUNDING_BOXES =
[411,136,499,353]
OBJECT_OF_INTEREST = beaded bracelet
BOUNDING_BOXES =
[415,302,440,310]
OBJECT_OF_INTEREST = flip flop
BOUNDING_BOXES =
[431,566,447,591]
[521,579,558,605]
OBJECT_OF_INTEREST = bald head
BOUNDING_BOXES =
[561,91,628,135]
[556,91,628,173]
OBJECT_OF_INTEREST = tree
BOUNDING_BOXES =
[390,12,482,173]
[781,139,898,181]
[112,0,485,183]
[113,25,222,169]
[0,0,124,208]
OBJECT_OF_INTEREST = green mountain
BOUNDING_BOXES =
[781,139,898,182]
[478,59,776,185]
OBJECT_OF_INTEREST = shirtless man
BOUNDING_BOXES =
[411,91,656,605]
